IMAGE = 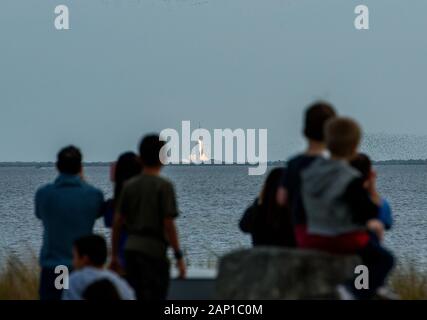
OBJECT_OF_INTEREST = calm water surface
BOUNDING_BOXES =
[0,165,426,269]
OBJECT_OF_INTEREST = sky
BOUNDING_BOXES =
[1,0,427,161]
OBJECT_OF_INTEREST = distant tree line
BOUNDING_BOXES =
[0,159,426,168]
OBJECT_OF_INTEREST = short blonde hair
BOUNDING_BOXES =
[325,117,361,158]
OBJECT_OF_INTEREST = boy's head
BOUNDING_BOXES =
[57,146,82,175]
[72,235,107,270]
[350,153,376,186]
[138,134,165,167]
[325,117,361,159]
[303,101,337,142]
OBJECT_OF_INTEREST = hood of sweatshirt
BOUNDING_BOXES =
[301,157,363,236]
[302,158,360,201]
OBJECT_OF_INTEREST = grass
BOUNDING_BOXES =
[0,253,39,300]
[0,252,426,300]
[390,264,427,300]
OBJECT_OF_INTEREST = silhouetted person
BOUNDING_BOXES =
[240,168,296,247]
[103,152,142,270]
[111,134,186,301]
[301,117,394,299]
[35,146,104,300]
[63,234,135,300]
[279,101,337,246]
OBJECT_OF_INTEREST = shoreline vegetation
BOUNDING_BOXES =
[0,253,426,300]
[1,159,427,168]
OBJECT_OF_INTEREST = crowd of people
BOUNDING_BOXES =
[34,101,395,301]
[240,102,395,300]
[35,135,184,300]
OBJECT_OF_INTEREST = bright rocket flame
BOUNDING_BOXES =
[190,137,209,162]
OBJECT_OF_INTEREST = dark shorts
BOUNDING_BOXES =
[124,251,170,301]
[39,267,71,301]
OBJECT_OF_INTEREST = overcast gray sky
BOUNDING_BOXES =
[1,0,427,161]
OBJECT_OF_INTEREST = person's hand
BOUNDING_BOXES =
[109,256,123,274]
[367,184,381,205]
[176,258,187,279]
[367,219,385,241]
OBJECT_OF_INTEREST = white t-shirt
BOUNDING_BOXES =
[62,267,135,300]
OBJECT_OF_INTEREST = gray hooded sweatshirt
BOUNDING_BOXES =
[301,158,366,236]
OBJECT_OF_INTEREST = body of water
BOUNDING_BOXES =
[0,165,426,269]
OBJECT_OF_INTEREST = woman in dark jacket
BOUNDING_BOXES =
[239,167,296,247]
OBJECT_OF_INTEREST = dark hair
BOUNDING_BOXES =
[325,117,361,157]
[82,279,121,301]
[260,168,287,224]
[73,235,107,267]
[303,101,337,142]
[350,153,372,181]
[138,134,165,167]
[253,168,296,246]
[57,146,82,175]
[114,152,142,201]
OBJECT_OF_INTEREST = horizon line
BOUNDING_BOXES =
[1,159,427,167]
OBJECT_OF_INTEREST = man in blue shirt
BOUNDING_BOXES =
[35,146,104,300]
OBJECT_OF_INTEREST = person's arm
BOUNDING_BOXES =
[239,199,258,233]
[110,212,125,272]
[344,177,379,224]
[379,199,393,230]
[34,189,43,220]
[161,182,186,278]
[366,219,385,241]
[101,199,114,228]
[344,178,384,240]
[164,218,186,278]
